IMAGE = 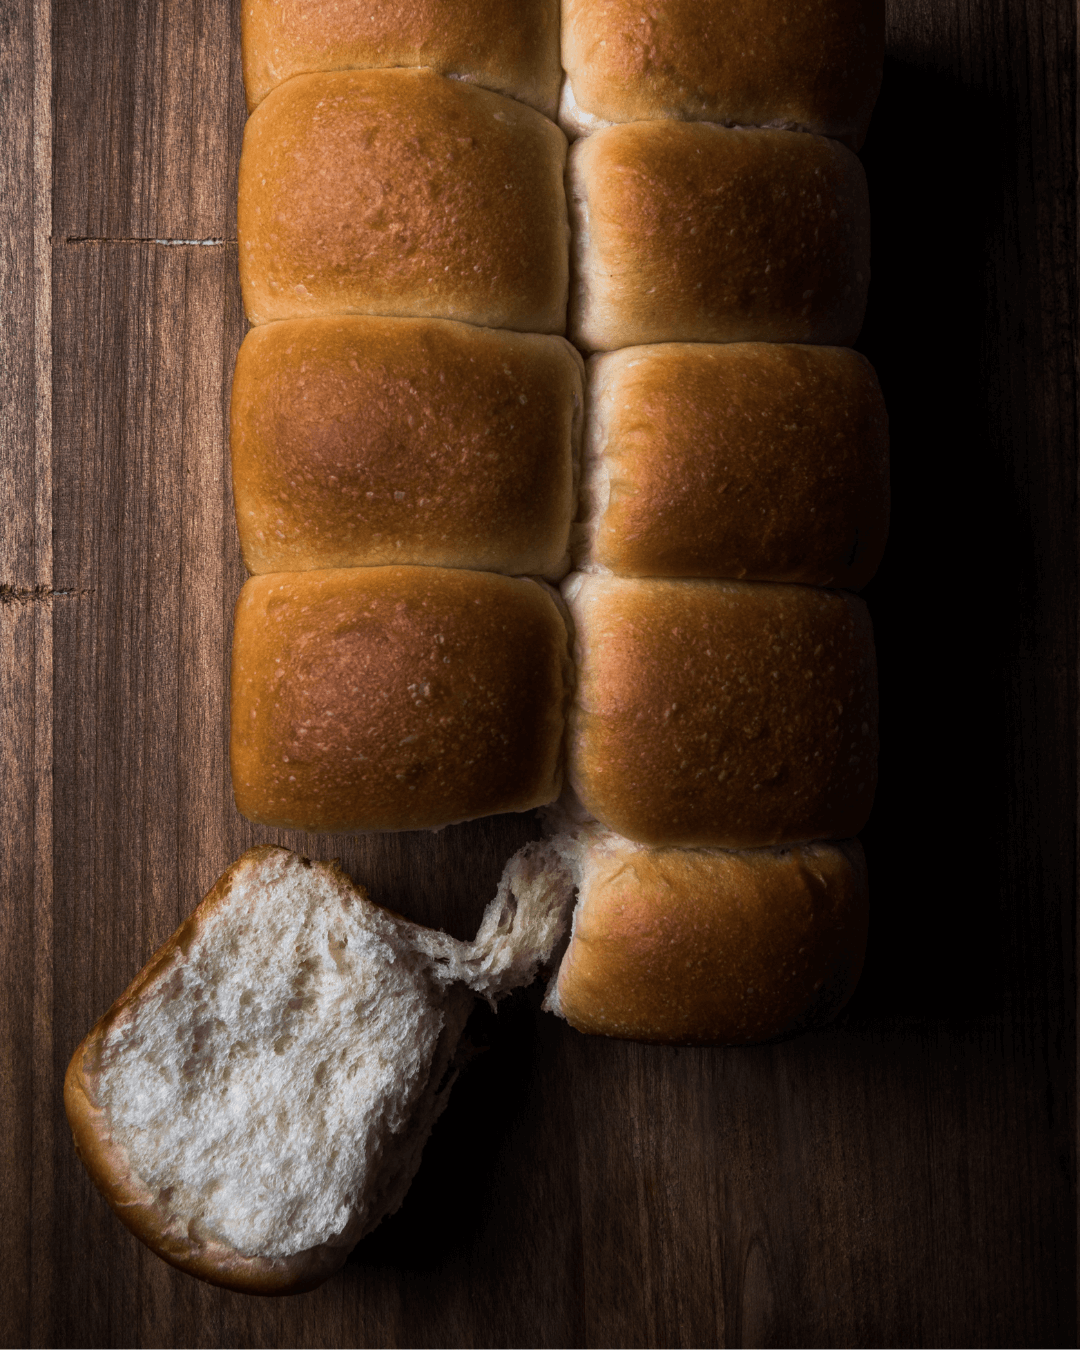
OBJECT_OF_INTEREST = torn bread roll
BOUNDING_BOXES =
[231,316,583,579]
[238,68,569,332]
[560,0,884,149]
[242,0,561,117]
[65,845,572,1295]
[538,822,868,1044]
[568,122,870,352]
[564,573,877,849]
[230,567,573,832]
[578,342,889,588]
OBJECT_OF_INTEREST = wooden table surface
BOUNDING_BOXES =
[2,0,1075,1345]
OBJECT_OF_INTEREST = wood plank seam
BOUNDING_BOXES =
[29,0,54,1342]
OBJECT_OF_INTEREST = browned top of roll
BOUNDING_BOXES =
[560,0,884,149]
[565,573,878,848]
[242,0,561,117]
[568,123,870,352]
[238,69,569,333]
[551,828,868,1044]
[580,343,889,589]
[231,568,572,832]
[231,316,583,579]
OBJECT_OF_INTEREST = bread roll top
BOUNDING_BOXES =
[238,68,569,332]
[231,567,573,832]
[546,825,868,1044]
[242,0,561,117]
[565,573,878,848]
[579,343,889,588]
[231,316,583,579]
[560,0,884,148]
[568,123,870,352]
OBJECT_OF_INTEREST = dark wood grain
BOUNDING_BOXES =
[0,0,1075,1344]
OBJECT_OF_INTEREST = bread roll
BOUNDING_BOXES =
[564,573,877,848]
[238,68,569,332]
[231,316,583,579]
[540,822,868,1044]
[579,343,889,588]
[560,0,884,149]
[242,0,561,117]
[65,845,573,1294]
[231,567,573,832]
[568,123,870,352]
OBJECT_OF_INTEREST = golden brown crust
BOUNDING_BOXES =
[554,834,869,1045]
[561,0,884,149]
[63,849,356,1295]
[241,0,561,116]
[238,69,569,333]
[231,317,583,579]
[565,574,877,848]
[582,343,889,589]
[568,123,870,352]
[231,568,573,832]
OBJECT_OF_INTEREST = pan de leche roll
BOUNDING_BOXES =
[231,567,573,832]
[242,0,561,117]
[231,316,583,579]
[568,123,870,352]
[66,845,574,1294]
[238,68,569,333]
[579,343,888,588]
[564,573,877,848]
[542,823,868,1044]
[560,0,884,149]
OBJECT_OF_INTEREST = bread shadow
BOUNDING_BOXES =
[344,984,549,1275]
[851,56,1025,1022]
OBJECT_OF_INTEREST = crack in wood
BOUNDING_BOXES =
[0,584,93,604]
[60,236,233,246]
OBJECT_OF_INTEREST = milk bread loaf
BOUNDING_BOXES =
[578,342,889,588]
[242,0,561,116]
[230,567,573,832]
[232,316,583,579]
[560,0,884,149]
[564,573,878,849]
[65,846,572,1294]
[238,68,569,332]
[568,122,870,352]
[538,821,868,1044]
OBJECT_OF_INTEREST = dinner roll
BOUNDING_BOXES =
[542,823,869,1044]
[231,567,573,832]
[564,573,877,848]
[560,0,884,149]
[231,316,583,579]
[578,343,888,588]
[66,845,573,1294]
[568,123,870,352]
[242,0,561,117]
[238,68,569,332]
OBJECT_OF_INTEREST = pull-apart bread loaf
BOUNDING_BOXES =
[560,0,884,149]
[579,343,889,589]
[242,0,561,117]
[238,68,569,332]
[537,821,869,1044]
[568,123,870,352]
[231,567,573,833]
[65,845,572,1294]
[231,316,583,579]
[564,573,878,849]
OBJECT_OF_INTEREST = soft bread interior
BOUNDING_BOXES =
[67,845,574,1290]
